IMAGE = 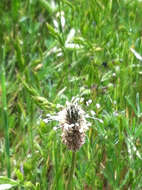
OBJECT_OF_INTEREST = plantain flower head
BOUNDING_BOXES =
[58,101,90,151]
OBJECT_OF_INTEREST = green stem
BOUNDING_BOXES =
[1,47,11,178]
[67,152,76,190]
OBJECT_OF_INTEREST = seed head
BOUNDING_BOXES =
[58,102,90,151]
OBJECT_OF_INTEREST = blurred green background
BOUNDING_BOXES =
[1,0,142,189]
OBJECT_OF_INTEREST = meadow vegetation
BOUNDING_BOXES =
[1,0,142,189]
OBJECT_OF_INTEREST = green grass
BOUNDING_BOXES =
[1,0,142,189]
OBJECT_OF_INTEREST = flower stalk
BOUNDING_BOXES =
[66,151,76,190]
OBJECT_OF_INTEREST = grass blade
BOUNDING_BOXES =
[1,47,11,178]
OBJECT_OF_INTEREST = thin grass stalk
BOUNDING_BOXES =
[67,152,76,190]
[1,50,11,177]
[29,101,34,152]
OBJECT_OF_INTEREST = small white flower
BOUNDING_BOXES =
[96,103,100,109]
[88,99,92,104]
[43,118,49,124]
[86,99,92,106]
[85,114,90,118]
[53,126,58,131]
[112,73,116,77]
[80,97,84,102]
[90,110,96,116]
